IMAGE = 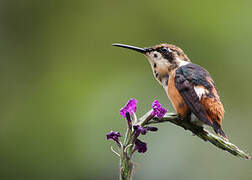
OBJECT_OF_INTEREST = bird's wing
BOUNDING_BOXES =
[200,76,225,137]
[174,63,214,126]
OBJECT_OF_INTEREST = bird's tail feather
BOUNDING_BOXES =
[213,121,228,140]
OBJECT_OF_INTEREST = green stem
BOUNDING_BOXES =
[120,125,134,180]
[120,149,133,180]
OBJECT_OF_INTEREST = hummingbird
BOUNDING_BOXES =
[112,43,227,139]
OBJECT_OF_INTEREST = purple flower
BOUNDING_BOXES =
[134,139,147,153]
[106,131,122,145]
[151,100,167,118]
[133,125,147,136]
[146,126,158,132]
[120,98,138,118]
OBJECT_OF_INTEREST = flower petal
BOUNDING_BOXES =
[133,125,147,135]
[152,100,167,118]
[135,139,147,153]
[120,98,138,118]
[146,126,158,132]
[106,131,122,144]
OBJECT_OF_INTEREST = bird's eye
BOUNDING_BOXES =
[162,47,168,52]
[161,47,172,53]
[159,47,174,63]
[153,53,158,58]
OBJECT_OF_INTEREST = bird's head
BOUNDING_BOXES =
[113,43,190,82]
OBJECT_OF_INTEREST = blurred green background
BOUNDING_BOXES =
[1,0,252,179]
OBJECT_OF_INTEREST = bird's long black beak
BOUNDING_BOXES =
[112,43,147,54]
